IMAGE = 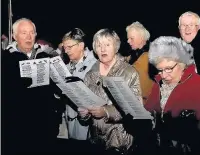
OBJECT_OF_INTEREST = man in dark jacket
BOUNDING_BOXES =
[2,18,63,153]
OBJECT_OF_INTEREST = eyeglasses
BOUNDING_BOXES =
[157,63,178,74]
[179,24,198,30]
[64,43,79,50]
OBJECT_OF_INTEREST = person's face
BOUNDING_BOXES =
[95,37,116,64]
[14,21,36,53]
[127,29,144,50]
[63,39,83,61]
[179,15,199,43]
[156,59,184,85]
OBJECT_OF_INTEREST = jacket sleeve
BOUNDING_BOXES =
[128,67,143,105]
[103,104,122,122]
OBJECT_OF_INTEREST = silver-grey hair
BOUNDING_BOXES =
[92,28,121,53]
[126,21,150,41]
[149,36,194,66]
[13,18,37,35]
[178,11,200,26]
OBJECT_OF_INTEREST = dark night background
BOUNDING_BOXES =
[2,0,200,54]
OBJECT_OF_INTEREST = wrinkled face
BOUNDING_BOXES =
[179,15,199,43]
[127,29,144,50]
[14,21,36,53]
[156,59,184,84]
[63,39,83,61]
[95,37,116,64]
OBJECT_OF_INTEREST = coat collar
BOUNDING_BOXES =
[91,54,122,75]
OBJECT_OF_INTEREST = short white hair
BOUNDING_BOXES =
[178,11,200,26]
[149,36,194,66]
[126,21,150,41]
[13,18,37,35]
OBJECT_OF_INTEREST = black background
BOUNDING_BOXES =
[2,0,200,53]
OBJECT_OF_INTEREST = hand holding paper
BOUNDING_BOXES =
[78,107,89,118]
[88,106,106,118]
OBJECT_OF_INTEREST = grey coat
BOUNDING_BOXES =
[65,48,97,140]
[83,55,143,151]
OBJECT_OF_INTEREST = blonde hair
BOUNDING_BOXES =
[126,21,150,41]
[92,28,121,53]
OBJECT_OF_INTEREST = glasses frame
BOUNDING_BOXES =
[179,24,198,30]
[64,42,79,50]
[157,63,178,75]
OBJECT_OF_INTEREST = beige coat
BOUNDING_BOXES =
[126,52,154,104]
[83,55,143,151]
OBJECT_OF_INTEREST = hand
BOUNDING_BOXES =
[78,107,89,118]
[40,44,50,51]
[88,106,106,118]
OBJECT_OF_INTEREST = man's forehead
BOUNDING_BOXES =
[128,29,140,36]
[181,15,197,23]
[18,21,34,29]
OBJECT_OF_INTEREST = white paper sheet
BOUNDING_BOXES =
[49,56,71,83]
[103,77,153,119]
[56,81,107,108]
[19,58,50,88]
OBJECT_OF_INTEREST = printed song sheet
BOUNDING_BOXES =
[19,58,50,88]
[103,77,153,119]
[49,56,71,83]
[57,81,107,108]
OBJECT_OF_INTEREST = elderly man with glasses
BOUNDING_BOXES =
[178,11,200,74]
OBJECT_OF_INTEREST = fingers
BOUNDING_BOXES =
[78,107,86,112]
[78,106,105,118]
[77,107,89,117]
[89,107,105,118]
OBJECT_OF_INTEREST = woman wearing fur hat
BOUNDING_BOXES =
[145,36,200,155]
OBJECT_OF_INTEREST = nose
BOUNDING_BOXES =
[26,33,32,39]
[100,45,106,52]
[185,27,190,31]
[160,71,168,79]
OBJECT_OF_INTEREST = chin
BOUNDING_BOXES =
[184,37,193,43]
[68,56,74,60]
[100,61,108,65]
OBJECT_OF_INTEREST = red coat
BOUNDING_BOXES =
[145,64,200,120]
